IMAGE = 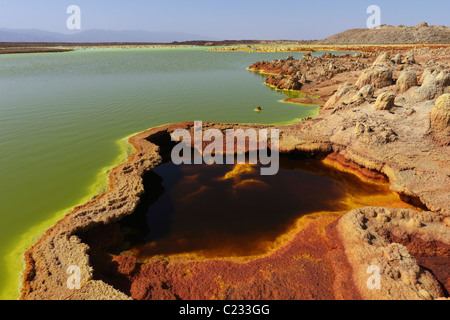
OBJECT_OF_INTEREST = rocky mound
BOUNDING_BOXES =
[430,93,450,145]
[320,23,450,45]
[328,207,449,299]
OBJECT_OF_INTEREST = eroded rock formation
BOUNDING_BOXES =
[396,70,418,93]
[431,93,450,145]
[373,92,396,110]
[356,66,393,89]
[328,207,449,299]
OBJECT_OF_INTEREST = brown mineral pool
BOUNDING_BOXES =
[115,155,418,260]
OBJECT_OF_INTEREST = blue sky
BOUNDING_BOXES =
[0,0,448,39]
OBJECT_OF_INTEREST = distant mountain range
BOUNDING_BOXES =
[0,28,215,43]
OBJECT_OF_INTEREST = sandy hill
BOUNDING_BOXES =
[320,22,450,45]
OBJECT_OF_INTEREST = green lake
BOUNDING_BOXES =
[0,47,348,299]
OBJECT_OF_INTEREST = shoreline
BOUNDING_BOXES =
[0,132,138,300]
[247,67,325,106]
[209,43,450,53]
[17,45,450,298]
[2,42,450,55]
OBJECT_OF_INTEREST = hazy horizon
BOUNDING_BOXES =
[0,0,449,41]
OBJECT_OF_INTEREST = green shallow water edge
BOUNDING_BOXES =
[1,131,137,300]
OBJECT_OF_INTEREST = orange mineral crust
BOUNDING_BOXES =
[105,214,353,300]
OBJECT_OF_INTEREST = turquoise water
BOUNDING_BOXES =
[0,47,331,299]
